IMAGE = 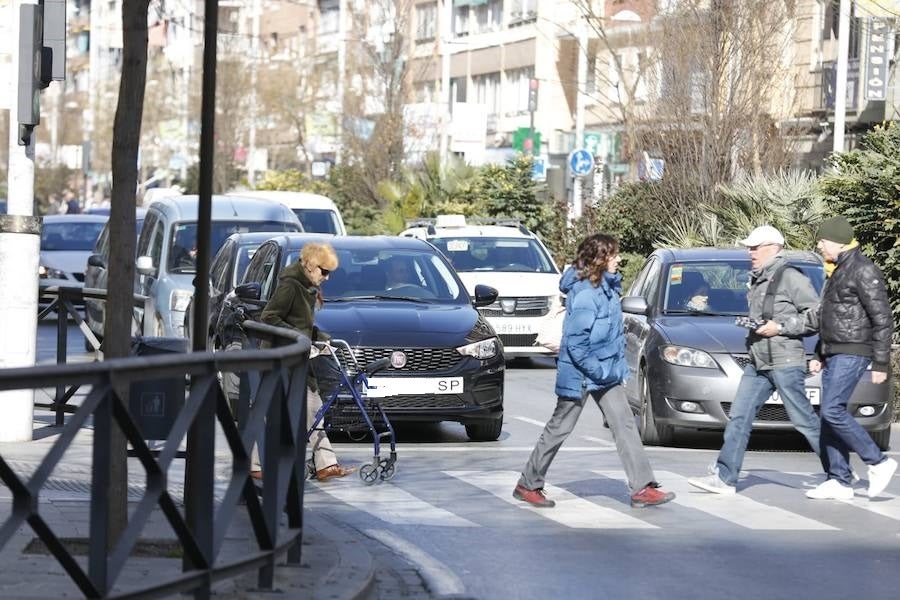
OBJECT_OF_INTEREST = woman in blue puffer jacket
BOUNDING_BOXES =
[514,234,675,509]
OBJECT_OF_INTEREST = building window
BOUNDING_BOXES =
[451,76,467,103]
[822,0,860,59]
[319,0,339,35]
[473,72,501,117]
[505,67,534,114]
[453,5,470,37]
[509,0,537,26]
[473,0,502,34]
[416,2,437,42]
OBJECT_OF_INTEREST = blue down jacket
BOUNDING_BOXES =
[554,266,628,399]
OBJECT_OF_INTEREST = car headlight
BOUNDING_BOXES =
[38,265,67,279]
[457,337,499,359]
[660,345,717,369]
[170,289,193,311]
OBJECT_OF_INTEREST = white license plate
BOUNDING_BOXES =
[766,388,820,405]
[364,377,464,398]
[493,321,534,335]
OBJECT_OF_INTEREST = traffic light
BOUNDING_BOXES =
[17,3,44,128]
[17,0,66,134]
[527,78,539,112]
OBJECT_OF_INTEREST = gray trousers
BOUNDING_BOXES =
[519,385,656,493]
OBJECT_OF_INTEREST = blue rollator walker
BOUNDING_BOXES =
[307,339,398,485]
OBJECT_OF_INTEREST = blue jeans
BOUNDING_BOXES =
[717,365,823,486]
[820,354,885,485]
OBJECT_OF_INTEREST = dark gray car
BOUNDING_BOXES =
[621,248,893,449]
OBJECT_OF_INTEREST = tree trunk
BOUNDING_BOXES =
[104,0,151,547]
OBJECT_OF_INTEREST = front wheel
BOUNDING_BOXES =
[465,417,503,441]
[638,368,674,446]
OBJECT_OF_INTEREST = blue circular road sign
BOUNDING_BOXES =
[568,149,594,177]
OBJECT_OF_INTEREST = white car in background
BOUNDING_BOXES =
[400,215,562,358]
[39,214,109,309]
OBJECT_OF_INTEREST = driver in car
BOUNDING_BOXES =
[385,258,417,290]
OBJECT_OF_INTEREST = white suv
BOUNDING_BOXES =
[400,215,561,358]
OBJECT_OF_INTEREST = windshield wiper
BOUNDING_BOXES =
[327,295,430,304]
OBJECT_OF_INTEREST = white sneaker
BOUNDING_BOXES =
[806,479,854,500]
[688,473,736,495]
[867,458,898,498]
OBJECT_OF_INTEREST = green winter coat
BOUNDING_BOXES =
[260,261,329,390]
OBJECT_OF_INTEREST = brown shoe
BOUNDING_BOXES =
[512,484,556,508]
[316,464,355,482]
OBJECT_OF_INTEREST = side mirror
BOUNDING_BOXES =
[621,296,649,316]
[234,282,261,301]
[473,284,498,307]
[136,255,155,275]
[87,254,106,268]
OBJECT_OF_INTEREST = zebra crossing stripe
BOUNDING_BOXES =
[755,471,900,521]
[445,470,658,529]
[594,470,837,531]
[308,478,478,527]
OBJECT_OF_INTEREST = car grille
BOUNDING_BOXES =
[731,354,814,376]
[479,296,550,317]
[499,333,538,347]
[722,402,821,421]
[331,345,462,375]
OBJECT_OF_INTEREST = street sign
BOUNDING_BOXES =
[532,157,546,181]
[584,132,602,156]
[568,149,594,178]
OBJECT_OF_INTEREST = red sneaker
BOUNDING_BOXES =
[630,485,675,508]
[513,484,556,508]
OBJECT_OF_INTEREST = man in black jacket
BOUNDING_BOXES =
[806,216,896,500]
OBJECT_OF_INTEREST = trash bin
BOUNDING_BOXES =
[128,336,189,441]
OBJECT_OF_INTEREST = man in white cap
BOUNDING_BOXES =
[689,225,825,495]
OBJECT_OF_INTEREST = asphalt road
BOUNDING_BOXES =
[37,321,900,600]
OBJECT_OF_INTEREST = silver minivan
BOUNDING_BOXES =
[135,195,302,337]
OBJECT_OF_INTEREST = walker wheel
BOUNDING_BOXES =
[379,462,396,481]
[359,463,379,485]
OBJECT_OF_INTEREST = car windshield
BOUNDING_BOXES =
[169,220,298,273]
[282,248,467,303]
[41,222,106,251]
[662,260,825,315]
[429,236,557,273]
[293,209,339,235]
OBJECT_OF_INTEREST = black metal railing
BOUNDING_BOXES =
[37,285,150,426]
[1,288,311,598]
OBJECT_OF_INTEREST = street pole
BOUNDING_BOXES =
[570,14,587,221]
[247,0,260,185]
[833,0,851,153]
[438,0,452,168]
[335,0,347,165]
[0,0,39,442]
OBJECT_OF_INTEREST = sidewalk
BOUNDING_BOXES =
[0,421,426,599]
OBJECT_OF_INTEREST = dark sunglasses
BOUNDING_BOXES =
[318,266,331,277]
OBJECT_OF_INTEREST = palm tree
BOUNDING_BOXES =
[657,170,827,249]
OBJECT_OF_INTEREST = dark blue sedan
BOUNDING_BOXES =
[216,234,505,441]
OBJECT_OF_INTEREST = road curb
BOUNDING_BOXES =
[308,512,376,600]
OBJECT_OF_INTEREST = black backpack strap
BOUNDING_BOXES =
[761,264,800,321]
